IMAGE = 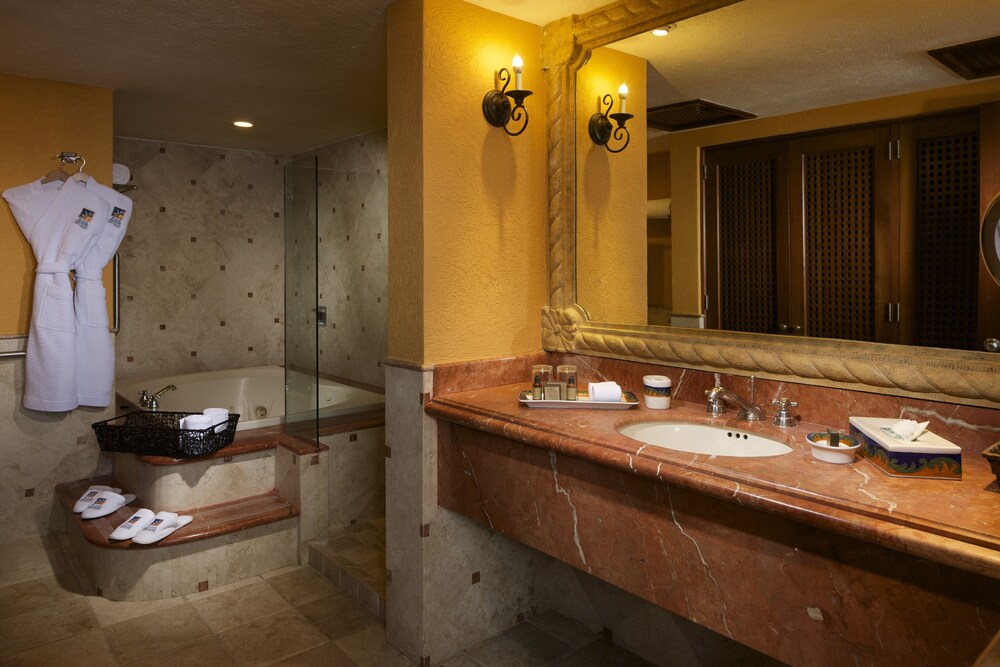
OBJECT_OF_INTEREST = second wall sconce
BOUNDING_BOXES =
[589,82,633,153]
[483,53,533,136]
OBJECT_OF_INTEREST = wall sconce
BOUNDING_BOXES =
[589,82,633,153]
[482,53,533,137]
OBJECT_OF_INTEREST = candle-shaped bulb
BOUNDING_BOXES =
[618,82,629,114]
[512,53,524,90]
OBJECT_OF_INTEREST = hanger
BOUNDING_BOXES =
[41,167,70,184]
[71,156,90,182]
[41,152,86,184]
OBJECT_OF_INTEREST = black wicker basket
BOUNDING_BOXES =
[92,411,240,458]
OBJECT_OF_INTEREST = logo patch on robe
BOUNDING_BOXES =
[109,207,126,228]
[74,208,95,230]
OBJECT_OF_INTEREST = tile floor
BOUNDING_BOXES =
[0,534,657,666]
[0,534,407,666]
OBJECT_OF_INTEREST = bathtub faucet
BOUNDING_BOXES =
[138,384,177,411]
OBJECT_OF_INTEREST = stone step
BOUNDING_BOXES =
[308,519,386,619]
[57,476,300,601]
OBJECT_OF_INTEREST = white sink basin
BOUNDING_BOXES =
[617,422,792,458]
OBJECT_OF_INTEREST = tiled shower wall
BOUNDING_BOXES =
[113,132,386,393]
[296,129,388,390]
[113,139,287,388]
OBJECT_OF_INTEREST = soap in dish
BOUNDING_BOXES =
[806,432,859,464]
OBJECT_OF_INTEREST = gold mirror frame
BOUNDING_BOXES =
[539,0,1000,408]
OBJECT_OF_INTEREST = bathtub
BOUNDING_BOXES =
[119,366,384,431]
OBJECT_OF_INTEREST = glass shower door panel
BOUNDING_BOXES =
[284,157,319,442]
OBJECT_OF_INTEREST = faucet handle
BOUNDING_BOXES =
[771,397,798,427]
[705,387,727,415]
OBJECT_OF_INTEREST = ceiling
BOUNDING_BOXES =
[611,0,1000,123]
[0,0,996,155]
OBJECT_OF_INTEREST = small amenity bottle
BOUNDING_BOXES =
[532,374,543,400]
[566,374,578,400]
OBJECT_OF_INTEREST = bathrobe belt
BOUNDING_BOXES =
[74,268,103,281]
[35,261,71,275]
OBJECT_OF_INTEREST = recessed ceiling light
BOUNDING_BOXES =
[233,120,253,128]
[652,24,675,37]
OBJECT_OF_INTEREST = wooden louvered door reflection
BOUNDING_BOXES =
[704,142,790,333]
[791,128,894,342]
[898,113,983,350]
[704,109,991,351]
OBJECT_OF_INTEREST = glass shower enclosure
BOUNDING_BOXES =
[283,157,320,445]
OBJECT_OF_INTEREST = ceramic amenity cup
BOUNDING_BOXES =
[642,375,671,409]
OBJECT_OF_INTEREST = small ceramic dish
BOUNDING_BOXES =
[806,432,860,464]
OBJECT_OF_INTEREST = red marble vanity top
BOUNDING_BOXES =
[426,383,1000,580]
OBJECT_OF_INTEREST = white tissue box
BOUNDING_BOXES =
[849,417,961,480]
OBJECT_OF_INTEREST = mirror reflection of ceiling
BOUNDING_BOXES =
[608,0,1000,126]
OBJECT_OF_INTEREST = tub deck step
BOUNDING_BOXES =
[57,475,300,548]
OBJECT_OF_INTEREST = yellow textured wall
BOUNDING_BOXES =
[387,0,425,363]
[388,0,548,364]
[647,151,670,200]
[575,46,647,324]
[0,73,113,334]
[653,77,1000,316]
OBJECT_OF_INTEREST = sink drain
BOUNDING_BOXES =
[254,405,268,419]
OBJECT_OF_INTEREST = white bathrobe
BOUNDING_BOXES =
[2,178,107,411]
[72,175,132,407]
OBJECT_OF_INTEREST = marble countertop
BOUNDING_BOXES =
[426,383,1000,581]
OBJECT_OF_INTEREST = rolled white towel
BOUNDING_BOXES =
[180,414,213,431]
[588,381,623,403]
[203,407,229,433]
[888,419,929,441]
[112,163,131,185]
[647,198,671,219]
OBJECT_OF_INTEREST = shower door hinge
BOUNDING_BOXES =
[314,306,327,327]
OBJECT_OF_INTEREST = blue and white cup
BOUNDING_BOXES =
[642,375,672,409]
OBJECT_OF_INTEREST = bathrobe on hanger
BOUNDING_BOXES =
[71,174,132,407]
[2,178,107,411]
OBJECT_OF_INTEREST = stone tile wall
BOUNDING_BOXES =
[296,130,388,390]
[112,139,287,388]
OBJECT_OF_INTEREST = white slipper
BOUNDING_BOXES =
[109,508,157,540]
[73,485,122,513]
[80,491,136,519]
[131,511,194,545]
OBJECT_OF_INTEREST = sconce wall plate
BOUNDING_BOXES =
[483,67,533,136]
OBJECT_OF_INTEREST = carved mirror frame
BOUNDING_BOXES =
[539,0,1000,407]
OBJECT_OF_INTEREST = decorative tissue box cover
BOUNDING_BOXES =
[849,416,961,480]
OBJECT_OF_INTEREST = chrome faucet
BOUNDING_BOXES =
[138,384,177,411]
[705,376,765,421]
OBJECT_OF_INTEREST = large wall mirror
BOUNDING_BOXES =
[541,0,1000,406]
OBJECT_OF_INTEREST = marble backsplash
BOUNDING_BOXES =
[431,352,1000,456]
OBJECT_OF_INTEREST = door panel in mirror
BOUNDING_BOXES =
[705,111,995,350]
